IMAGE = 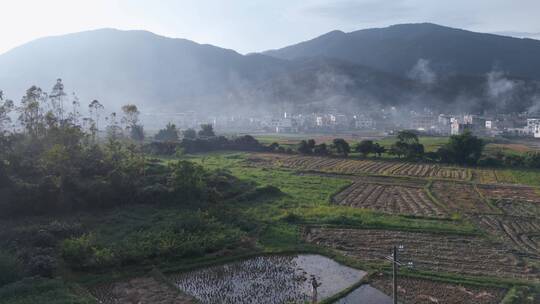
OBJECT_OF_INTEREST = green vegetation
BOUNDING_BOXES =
[0,277,95,304]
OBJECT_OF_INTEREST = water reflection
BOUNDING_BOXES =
[169,254,366,304]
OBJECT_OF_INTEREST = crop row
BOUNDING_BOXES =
[334,182,446,218]
[474,215,540,257]
[431,182,494,214]
[477,184,540,203]
[496,200,540,218]
[250,154,472,180]
[303,227,538,280]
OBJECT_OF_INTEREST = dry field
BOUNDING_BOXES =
[246,154,471,180]
[430,181,495,214]
[89,277,196,304]
[370,273,507,304]
[473,215,540,257]
[496,200,540,218]
[333,177,446,218]
[303,227,538,280]
[477,184,540,203]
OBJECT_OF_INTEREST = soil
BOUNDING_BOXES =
[370,273,507,304]
[302,227,538,280]
[89,277,196,304]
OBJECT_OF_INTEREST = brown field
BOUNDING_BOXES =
[430,182,495,214]
[473,215,540,257]
[496,200,540,218]
[477,184,540,203]
[370,273,507,304]
[333,178,446,218]
[247,154,471,180]
[89,277,196,304]
[303,227,538,280]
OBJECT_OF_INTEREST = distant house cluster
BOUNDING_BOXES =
[140,108,540,139]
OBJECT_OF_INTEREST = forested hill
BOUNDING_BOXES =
[1,25,540,114]
[264,23,540,80]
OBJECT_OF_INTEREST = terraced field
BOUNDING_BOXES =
[303,227,538,280]
[496,200,540,218]
[333,177,446,218]
[247,154,471,180]
[370,275,507,304]
[477,184,540,203]
[474,215,540,257]
[430,181,495,214]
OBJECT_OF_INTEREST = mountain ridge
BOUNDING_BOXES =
[1,24,539,114]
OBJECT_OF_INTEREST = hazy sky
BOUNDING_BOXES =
[1,0,539,55]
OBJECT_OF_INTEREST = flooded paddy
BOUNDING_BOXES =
[336,284,392,304]
[169,254,366,304]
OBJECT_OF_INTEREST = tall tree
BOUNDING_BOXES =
[155,123,179,142]
[198,124,215,137]
[332,138,350,157]
[88,99,104,141]
[355,140,375,157]
[18,86,45,137]
[0,91,14,133]
[441,130,484,165]
[182,128,197,139]
[49,78,67,121]
[397,130,419,145]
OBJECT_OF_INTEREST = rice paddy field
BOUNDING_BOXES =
[65,150,540,304]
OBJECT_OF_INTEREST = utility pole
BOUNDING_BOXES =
[385,245,413,304]
[392,245,398,304]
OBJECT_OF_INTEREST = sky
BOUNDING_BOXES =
[1,0,540,55]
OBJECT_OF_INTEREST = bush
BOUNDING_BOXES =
[27,255,56,278]
[61,234,95,267]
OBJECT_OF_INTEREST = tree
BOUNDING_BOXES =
[391,130,424,160]
[397,130,419,145]
[88,100,104,141]
[168,160,206,200]
[355,140,375,157]
[106,112,122,140]
[121,104,139,129]
[130,124,145,142]
[155,123,179,142]
[298,140,312,154]
[18,86,45,137]
[373,143,386,157]
[332,138,350,157]
[0,91,14,133]
[441,130,484,165]
[198,124,215,137]
[389,141,407,158]
[313,143,329,156]
[183,128,197,139]
[49,78,67,121]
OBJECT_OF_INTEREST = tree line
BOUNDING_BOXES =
[294,130,540,168]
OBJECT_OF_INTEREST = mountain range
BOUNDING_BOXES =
[1,23,539,114]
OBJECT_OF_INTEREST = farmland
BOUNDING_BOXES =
[247,153,472,180]
[303,227,535,279]
[333,177,447,218]
[5,151,539,304]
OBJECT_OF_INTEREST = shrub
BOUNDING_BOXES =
[27,255,56,278]
[61,234,94,267]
